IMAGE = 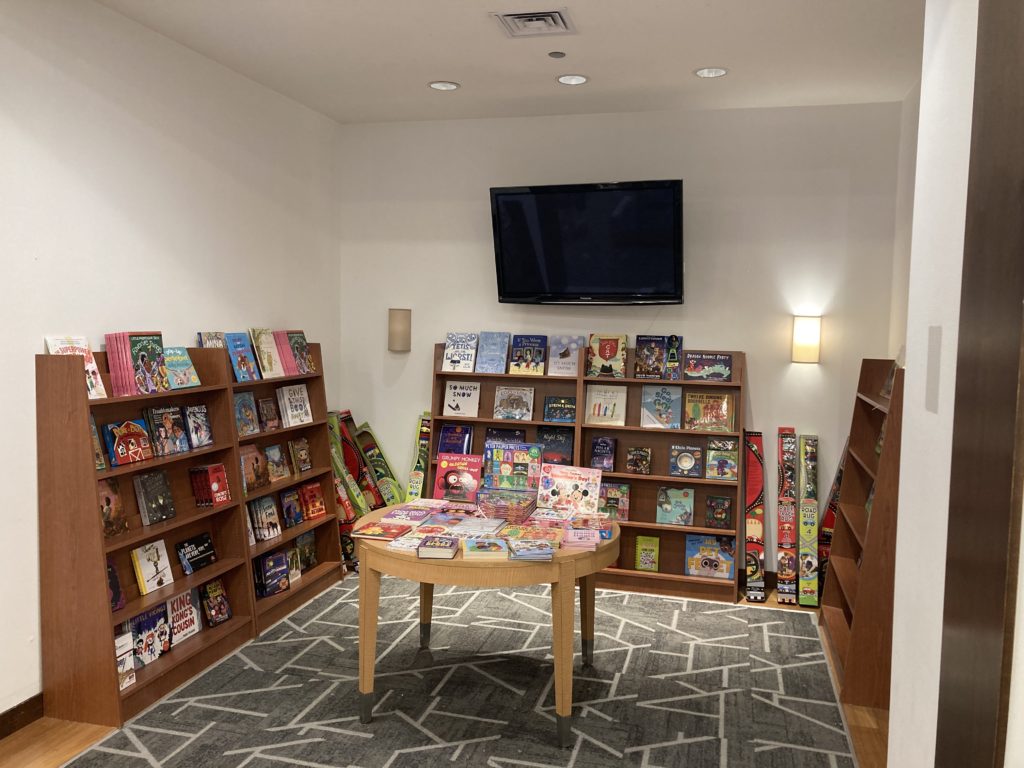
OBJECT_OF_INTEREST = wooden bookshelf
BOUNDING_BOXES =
[426,342,746,602]
[821,359,903,710]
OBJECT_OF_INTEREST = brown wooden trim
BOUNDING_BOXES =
[0,693,43,740]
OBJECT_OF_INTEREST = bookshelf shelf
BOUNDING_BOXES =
[111,557,247,627]
[93,382,230,407]
[846,446,878,480]
[242,466,332,501]
[435,369,575,383]
[255,560,340,617]
[855,391,890,414]
[829,555,860,607]
[599,567,734,587]
[600,470,738,487]
[838,503,868,548]
[580,423,741,438]
[585,376,738,388]
[249,512,338,558]
[433,415,573,428]
[103,499,240,554]
[617,520,737,536]
[97,442,231,479]
[236,417,329,445]
[231,371,320,390]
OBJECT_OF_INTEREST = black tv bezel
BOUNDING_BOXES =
[490,179,684,305]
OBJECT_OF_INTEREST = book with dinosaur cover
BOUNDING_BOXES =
[45,335,107,399]
[443,381,481,417]
[475,331,511,374]
[683,352,733,382]
[634,335,668,379]
[441,332,479,372]
[640,385,682,429]
[656,487,694,525]
[548,335,586,377]
[508,334,547,375]
[587,334,627,377]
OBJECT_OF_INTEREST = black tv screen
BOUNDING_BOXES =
[491,180,683,304]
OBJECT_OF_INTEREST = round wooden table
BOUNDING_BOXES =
[353,506,620,747]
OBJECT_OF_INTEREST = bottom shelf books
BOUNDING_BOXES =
[256,531,320,597]
[629,534,737,580]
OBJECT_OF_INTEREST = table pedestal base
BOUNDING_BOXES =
[582,638,594,667]
[419,622,431,649]
[358,692,374,724]
[557,715,573,748]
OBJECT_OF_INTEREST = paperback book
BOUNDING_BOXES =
[537,464,601,516]
[147,405,189,457]
[475,331,511,374]
[634,335,668,379]
[130,605,170,666]
[441,332,479,372]
[640,385,683,429]
[235,392,261,437]
[635,536,660,572]
[287,331,316,374]
[587,334,627,377]
[90,415,106,471]
[508,540,555,561]
[255,552,290,597]
[249,328,286,379]
[200,579,232,626]
[225,332,261,382]
[115,632,134,690]
[656,487,694,526]
[589,436,617,471]
[162,347,201,389]
[167,588,202,645]
[264,444,291,482]
[128,333,168,394]
[669,444,703,478]
[298,482,327,519]
[134,470,177,525]
[443,381,481,417]
[493,386,534,420]
[584,385,627,426]
[486,426,527,443]
[542,396,576,423]
[433,453,483,502]
[437,424,473,454]
[417,535,459,559]
[508,334,547,375]
[537,426,574,465]
[197,331,226,348]
[705,438,739,481]
[239,444,271,493]
[130,540,174,595]
[175,533,217,575]
[248,496,282,541]
[45,335,107,399]
[258,397,281,431]
[98,478,128,537]
[463,538,509,560]
[288,437,312,473]
[352,522,414,540]
[295,532,318,570]
[598,483,630,521]
[190,463,230,506]
[280,489,304,528]
[548,335,586,377]
[683,393,735,432]
[685,535,735,579]
[683,352,733,382]
[185,404,214,448]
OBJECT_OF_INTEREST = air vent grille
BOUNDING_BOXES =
[493,10,576,37]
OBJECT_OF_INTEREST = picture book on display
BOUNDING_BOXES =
[656,487,694,526]
[115,632,134,690]
[295,531,318,570]
[433,453,483,502]
[129,333,169,394]
[635,536,660,572]
[287,331,316,374]
[200,578,232,626]
[585,385,627,426]
[509,540,555,561]
[683,352,733,382]
[175,533,217,574]
[463,538,509,560]
[626,447,652,475]
[277,383,314,427]
[108,558,126,611]
[167,588,202,646]
[598,483,630,521]
[130,605,170,666]
[705,495,733,529]
[437,424,473,454]
[482,442,542,491]
[640,385,683,429]
[255,552,290,597]
[103,419,153,466]
[298,482,327,519]
[235,392,260,436]
[353,521,414,540]
[90,415,106,471]
[548,335,587,377]
[486,426,526,443]
[493,386,534,420]
[258,397,281,431]
[134,470,177,525]
[634,335,668,379]
[442,332,479,372]
[538,464,601,515]
[250,328,286,379]
[475,331,511,374]
[382,506,433,524]
[288,438,312,473]
[669,444,703,478]
[264,444,291,482]
[45,336,107,399]
[240,444,271,493]
[587,334,627,377]
[248,497,282,541]
[418,535,459,559]
[147,405,189,457]
[225,332,261,382]
[130,540,174,595]
[683,393,734,432]
[542,396,576,423]
[590,436,617,471]
[537,426,574,466]
[508,335,547,375]
[280,489,304,528]
[197,332,226,348]
[685,535,735,579]
[185,404,214,448]
[190,464,230,506]
[98,478,128,537]
[443,381,481,417]
[287,548,303,582]
[162,347,201,389]
[705,438,739,481]
[665,335,684,380]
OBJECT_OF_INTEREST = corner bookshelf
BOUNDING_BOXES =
[820,359,903,709]
[427,343,746,602]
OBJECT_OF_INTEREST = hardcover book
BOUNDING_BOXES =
[128,333,168,394]
[98,478,128,538]
[235,392,261,437]
[288,437,312,473]
[134,470,177,525]
[537,426,574,466]
[537,464,601,515]
[625,447,652,475]
[441,332,479,372]
[298,482,327,519]
[598,483,630,521]
[656,487,694,526]
[508,540,555,561]
[542,396,576,423]
[705,438,739,481]
[263,444,291,482]
[115,632,134,690]
[90,415,106,471]
[433,453,483,502]
[634,335,668,379]
[462,538,509,560]
[382,506,434,524]
[225,332,261,382]
[584,385,627,426]
[277,383,313,427]
[147,405,189,457]
[482,441,542,491]
[587,334,627,377]
[197,331,226,348]
[162,347,201,389]
[45,335,107,399]
[190,463,230,506]
[108,558,125,611]
[685,534,735,579]
[255,552,290,597]
[130,605,170,666]
[640,385,683,429]
[167,588,202,645]
[257,397,281,431]
[417,535,459,559]
[248,496,282,541]
[103,419,153,466]
[239,444,271,493]
[499,525,564,544]
[705,495,734,529]
[493,386,534,420]
[683,393,735,432]
[669,444,703,478]
[475,331,511,374]
[665,334,684,380]
[683,352,733,383]
[184,404,214,448]
[548,335,587,377]
[280,489,304,528]
[485,427,527,443]
[353,522,414,540]
[249,328,286,379]
[130,540,174,595]
[437,424,473,455]
[287,330,316,374]
[508,335,547,375]
[175,533,217,575]
[200,578,232,626]
[443,380,481,417]
[589,436,617,471]
[295,532,318,570]
[635,536,660,572]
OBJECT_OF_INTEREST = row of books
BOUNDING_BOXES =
[442,332,734,382]
[245,482,328,542]
[199,329,316,382]
[239,438,314,495]
[91,402,214,470]
[630,534,735,580]
[590,436,740,482]
[252,531,318,599]
[438,424,574,466]
[234,383,314,437]
[121,533,218,598]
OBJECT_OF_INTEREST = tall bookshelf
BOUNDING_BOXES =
[427,343,746,602]
[37,342,342,726]
[820,359,903,709]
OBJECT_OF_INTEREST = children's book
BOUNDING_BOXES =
[508,334,547,375]
[167,588,202,645]
[685,534,735,579]
[462,538,509,560]
[669,444,703,478]
[130,605,170,666]
[257,397,281,431]
[475,331,511,374]
[665,335,684,380]
[103,419,153,466]
[584,385,627,426]
[175,533,217,575]
[255,552,290,597]
[683,393,735,432]
[542,396,576,423]
[247,496,282,541]
[705,495,734,529]
[185,404,214,448]
[162,347,201,389]
[45,335,107,399]
[115,631,134,690]
[234,392,260,437]
[287,330,316,374]
[625,447,652,475]
[640,385,683,429]
[441,332,479,372]
[587,334,627,377]
[443,380,481,417]
[499,525,564,544]
[130,540,174,595]
[598,483,630,521]
[288,437,312,473]
[128,333,168,394]
[263,444,291,482]
[537,464,601,515]
[98,478,128,537]
[280,489,304,528]
[635,536,660,572]
[225,332,261,382]
[705,438,739,481]
[108,558,126,611]
[200,578,232,626]
[133,470,177,525]
[297,482,327,519]
[589,436,617,471]
[656,487,694,526]
[382,506,433,525]
[90,415,106,471]
[352,521,414,540]
[433,453,483,502]
[548,335,587,377]
[683,352,733,383]
[634,335,668,379]
[417,535,459,559]
[197,332,226,348]
[147,405,189,457]
[249,328,286,379]
[189,463,231,506]
[485,426,527,443]
[239,444,271,493]
[493,386,534,420]
[509,539,555,561]
[537,426,574,465]
[437,424,473,454]
[287,548,303,581]
[482,441,542,491]
[277,383,313,427]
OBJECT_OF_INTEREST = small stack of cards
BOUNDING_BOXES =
[476,488,537,524]
[509,540,555,561]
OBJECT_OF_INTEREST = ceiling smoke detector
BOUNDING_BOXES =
[493,10,576,38]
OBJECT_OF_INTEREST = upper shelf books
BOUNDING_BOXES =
[548,336,586,377]
[475,332,510,374]
[45,336,107,399]
[587,335,627,378]
[509,335,547,375]
[585,385,627,426]
[218,329,316,382]
[682,352,733,383]
[442,333,479,372]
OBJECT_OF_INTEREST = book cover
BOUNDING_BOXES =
[508,334,548,375]
[184,404,214,448]
[90,415,106,471]
[589,436,617,471]
[197,332,226,348]
[705,438,739,481]
[234,392,260,437]
[128,333,168,394]
[130,540,174,595]
[441,332,479,372]
[635,536,660,572]
[288,438,313,473]
[625,447,652,475]
[256,552,290,597]
[537,426,574,466]
[640,385,683,429]
[225,332,261,382]
[382,507,433,524]
[175,533,217,575]
[669,444,703,478]
[587,334,627,377]
[508,540,555,560]
[130,605,170,666]
[705,495,734,529]
[584,384,627,426]
[45,335,107,399]
[548,335,587,377]
[247,496,282,541]
[148,405,189,457]
[103,332,127,397]
[683,393,735,432]
[656,487,694,526]
[485,427,527,443]
[263,444,291,482]
[493,386,534,420]
[537,464,601,515]
[295,531,318,570]
[598,483,630,521]
[249,328,286,379]
[482,441,542,491]
[462,538,509,559]
[298,482,327,519]
[442,381,481,417]
[273,331,298,376]
[287,548,303,582]
[134,470,177,525]
[685,534,736,579]
[665,335,684,380]
[103,419,153,466]
[239,444,271,493]
[437,424,473,454]
[683,352,733,383]
[167,588,202,646]
[200,578,232,626]
[162,347,201,389]
[277,383,313,427]
[433,453,483,502]
[98,478,128,538]
[115,632,134,690]
[542,396,576,423]
[257,397,281,431]
[280,489,304,528]
[634,335,668,379]
[475,331,511,374]
[417,535,459,559]
[353,522,414,540]
[192,463,230,505]
[108,557,125,611]
[499,525,564,544]
[287,330,316,374]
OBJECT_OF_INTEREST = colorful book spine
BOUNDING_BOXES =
[797,434,819,607]
[743,431,767,603]
[818,440,846,595]
[406,412,432,501]
[776,427,798,605]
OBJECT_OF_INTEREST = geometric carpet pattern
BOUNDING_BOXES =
[65,576,853,768]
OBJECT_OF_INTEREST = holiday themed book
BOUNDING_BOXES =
[162,347,201,389]
[587,334,627,377]
[683,393,735,432]
[705,495,734,529]
[442,381,481,417]
[542,396,576,423]
[537,464,601,515]
[98,478,128,538]
[683,352,733,382]
[184,404,214,448]
[482,441,542,491]
[175,533,217,575]
[103,419,153,466]
[584,385,627,426]
[493,386,534,420]
[128,333,168,394]
[634,335,668,379]
[475,331,511,374]
[634,536,660,572]
[437,424,473,454]
[225,331,261,382]
[249,328,286,379]
[508,334,547,375]
[537,426,574,465]
[277,383,313,427]
[130,539,174,595]
[685,535,735,579]
[669,444,703,478]
[167,588,202,646]
[433,453,483,502]
[134,470,177,525]
[548,335,587,377]
[705,438,739,481]
[235,392,261,437]
[656,487,695,526]
[441,332,479,372]
[640,385,683,429]
[200,578,232,626]
[45,335,107,399]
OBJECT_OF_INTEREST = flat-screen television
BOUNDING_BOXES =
[490,180,683,305]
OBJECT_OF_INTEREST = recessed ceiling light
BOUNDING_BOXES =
[694,67,728,79]
[548,51,566,59]
[557,74,588,86]
[428,81,460,91]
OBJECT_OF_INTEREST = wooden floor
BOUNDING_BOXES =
[0,718,111,768]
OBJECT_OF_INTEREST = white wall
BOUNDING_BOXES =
[888,0,978,764]
[0,0,342,712]
[336,103,903,547]
[888,82,920,358]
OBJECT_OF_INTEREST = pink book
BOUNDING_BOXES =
[274,331,299,376]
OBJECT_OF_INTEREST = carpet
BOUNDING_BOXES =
[66,577,853,767]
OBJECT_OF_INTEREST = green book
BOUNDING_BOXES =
[635,535,660,572]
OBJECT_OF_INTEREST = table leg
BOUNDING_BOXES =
[358,558,381,724]
[551,565,576,748]
[419,582,434,649]
[579,574,595,667]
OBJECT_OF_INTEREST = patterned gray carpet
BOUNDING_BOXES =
[66,577,853,767]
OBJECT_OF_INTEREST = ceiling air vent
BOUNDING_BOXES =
[493,10,576,37]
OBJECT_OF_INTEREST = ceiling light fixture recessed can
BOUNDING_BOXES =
[428,81,460,91]
[694,67,728,79]
[548,51,566,59]
[557,74,588,86]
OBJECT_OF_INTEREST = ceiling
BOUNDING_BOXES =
[97,0,925,125]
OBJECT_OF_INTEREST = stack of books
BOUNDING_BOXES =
[509,540,555,561]
[476,488,537,524]
[562,528,601,552]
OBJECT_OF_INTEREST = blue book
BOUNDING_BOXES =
[509,335,548,375]
[475,331,511,374]
[656,487,694,526]
[225,332,260,382]
[685,535,736,580]
[437,424,473,454]
[640,385,683,429]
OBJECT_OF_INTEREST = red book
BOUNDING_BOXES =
[298,481,327,519]
[352,522,413,540]
[273,331,299,376]
[433,453,484,503]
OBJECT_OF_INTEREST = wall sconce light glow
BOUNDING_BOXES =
[792,316,821,363]
[388,308,412,352]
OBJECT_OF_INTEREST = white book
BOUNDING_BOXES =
[249,328,286,379]
[45,335,107,399]
[115,632,135,690]
[443,381,481,417]
[277,383,313,428]
[585,385,628,426]
[441,332,479,372]
[167,589,202,646]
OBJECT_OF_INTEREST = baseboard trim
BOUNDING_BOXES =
[0,693,44,740]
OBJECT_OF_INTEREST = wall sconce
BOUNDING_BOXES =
[792,316,821,363]
[388,308,412,353]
